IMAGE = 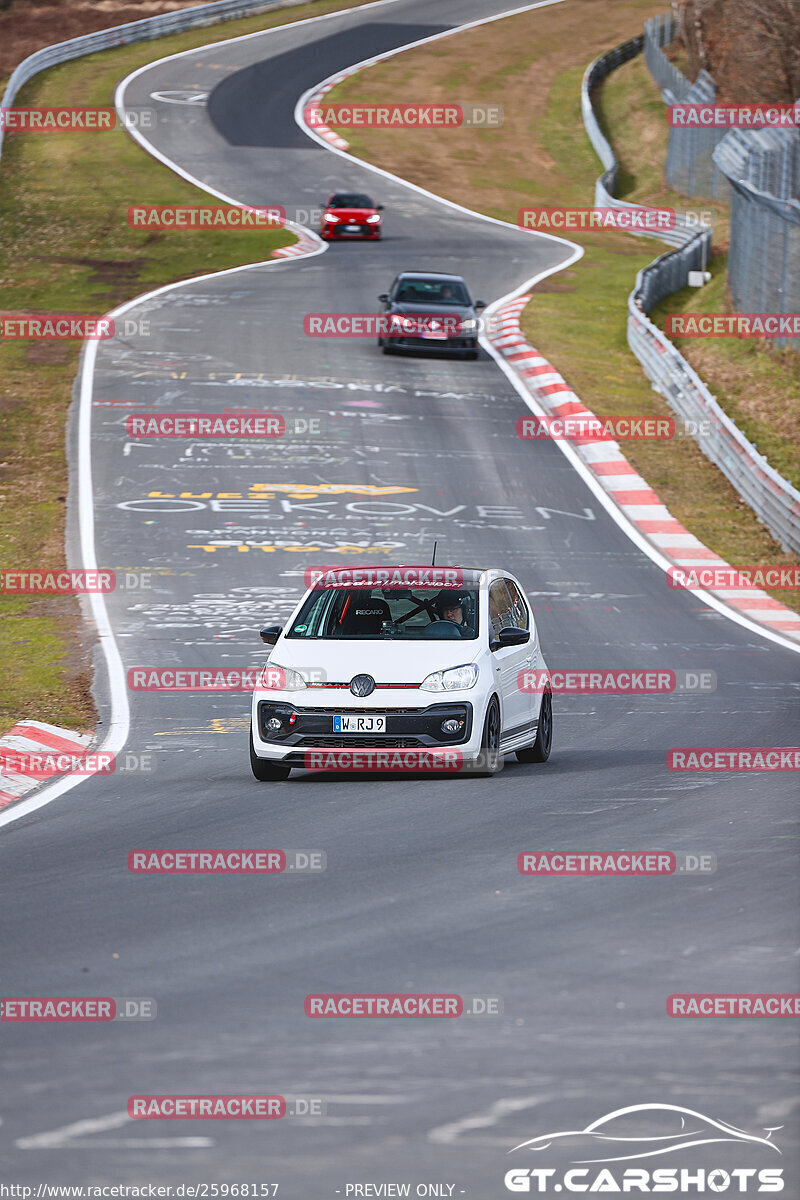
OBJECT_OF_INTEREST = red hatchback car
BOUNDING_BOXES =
[320,191,383,240]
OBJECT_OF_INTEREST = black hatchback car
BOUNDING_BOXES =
[377,271,486,359]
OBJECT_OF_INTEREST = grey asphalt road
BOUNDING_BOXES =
[1,0,798,1192]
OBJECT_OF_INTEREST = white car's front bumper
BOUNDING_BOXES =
[250,686,489,767]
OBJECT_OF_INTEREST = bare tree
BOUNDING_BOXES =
[671,0,800,102]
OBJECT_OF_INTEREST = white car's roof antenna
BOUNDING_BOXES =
[431,540,437,567]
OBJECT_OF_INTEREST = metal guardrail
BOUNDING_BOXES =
[0,0,314,164]
[582,39,702,249]
[582,37,800,556]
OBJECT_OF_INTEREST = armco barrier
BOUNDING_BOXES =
[0,0,316,164]
[582,37,800,557]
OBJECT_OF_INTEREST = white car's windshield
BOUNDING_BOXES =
[287,587,479,640]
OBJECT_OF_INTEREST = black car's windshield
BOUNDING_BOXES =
[394,278,470,305]
[329,193,374,208]
[287,587,479,640]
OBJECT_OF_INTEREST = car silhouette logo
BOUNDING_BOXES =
[350,674,376,697]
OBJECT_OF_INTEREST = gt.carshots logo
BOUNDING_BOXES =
[504,1103,784,1193]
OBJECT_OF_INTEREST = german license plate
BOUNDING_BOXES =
[422,329,447,339]
[333,714,386,733]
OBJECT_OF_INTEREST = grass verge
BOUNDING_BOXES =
[324,0,800,611]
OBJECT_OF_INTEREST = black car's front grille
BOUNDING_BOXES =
[296,736,424,748]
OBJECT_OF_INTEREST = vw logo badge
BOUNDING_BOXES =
[349,673,376,697]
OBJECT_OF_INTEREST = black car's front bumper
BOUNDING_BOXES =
[386,335,478,352]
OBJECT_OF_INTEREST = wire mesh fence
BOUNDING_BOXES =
[582,35,800,556]
[644,14,731,199]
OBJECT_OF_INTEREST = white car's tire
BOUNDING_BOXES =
[474,697,501,777]
[516,688,553,763]
[250,723,291,782]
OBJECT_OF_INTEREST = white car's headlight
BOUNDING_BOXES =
[460,318,477,331]
[323,213,340,223]
[366,213,381,223]
[419,663,479,692]
[260,662,307,691]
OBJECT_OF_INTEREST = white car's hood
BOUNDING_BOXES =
[272,637,479,685]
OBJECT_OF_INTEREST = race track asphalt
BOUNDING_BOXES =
[1,0,798,1190]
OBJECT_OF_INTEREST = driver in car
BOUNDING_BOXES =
[434,590,473,634]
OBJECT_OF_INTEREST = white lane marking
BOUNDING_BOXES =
[429,1095,555,1144]
[116,0,408,113]
[150,90,209,104]
[16,1095,410,1149]
[3,0,402,828]
[17,1111,130,1147]
[294,0,575,245]
[294,14,800,657]
[15,1111,211,1150]
[0,1,574,830]
[488,331,800,655]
